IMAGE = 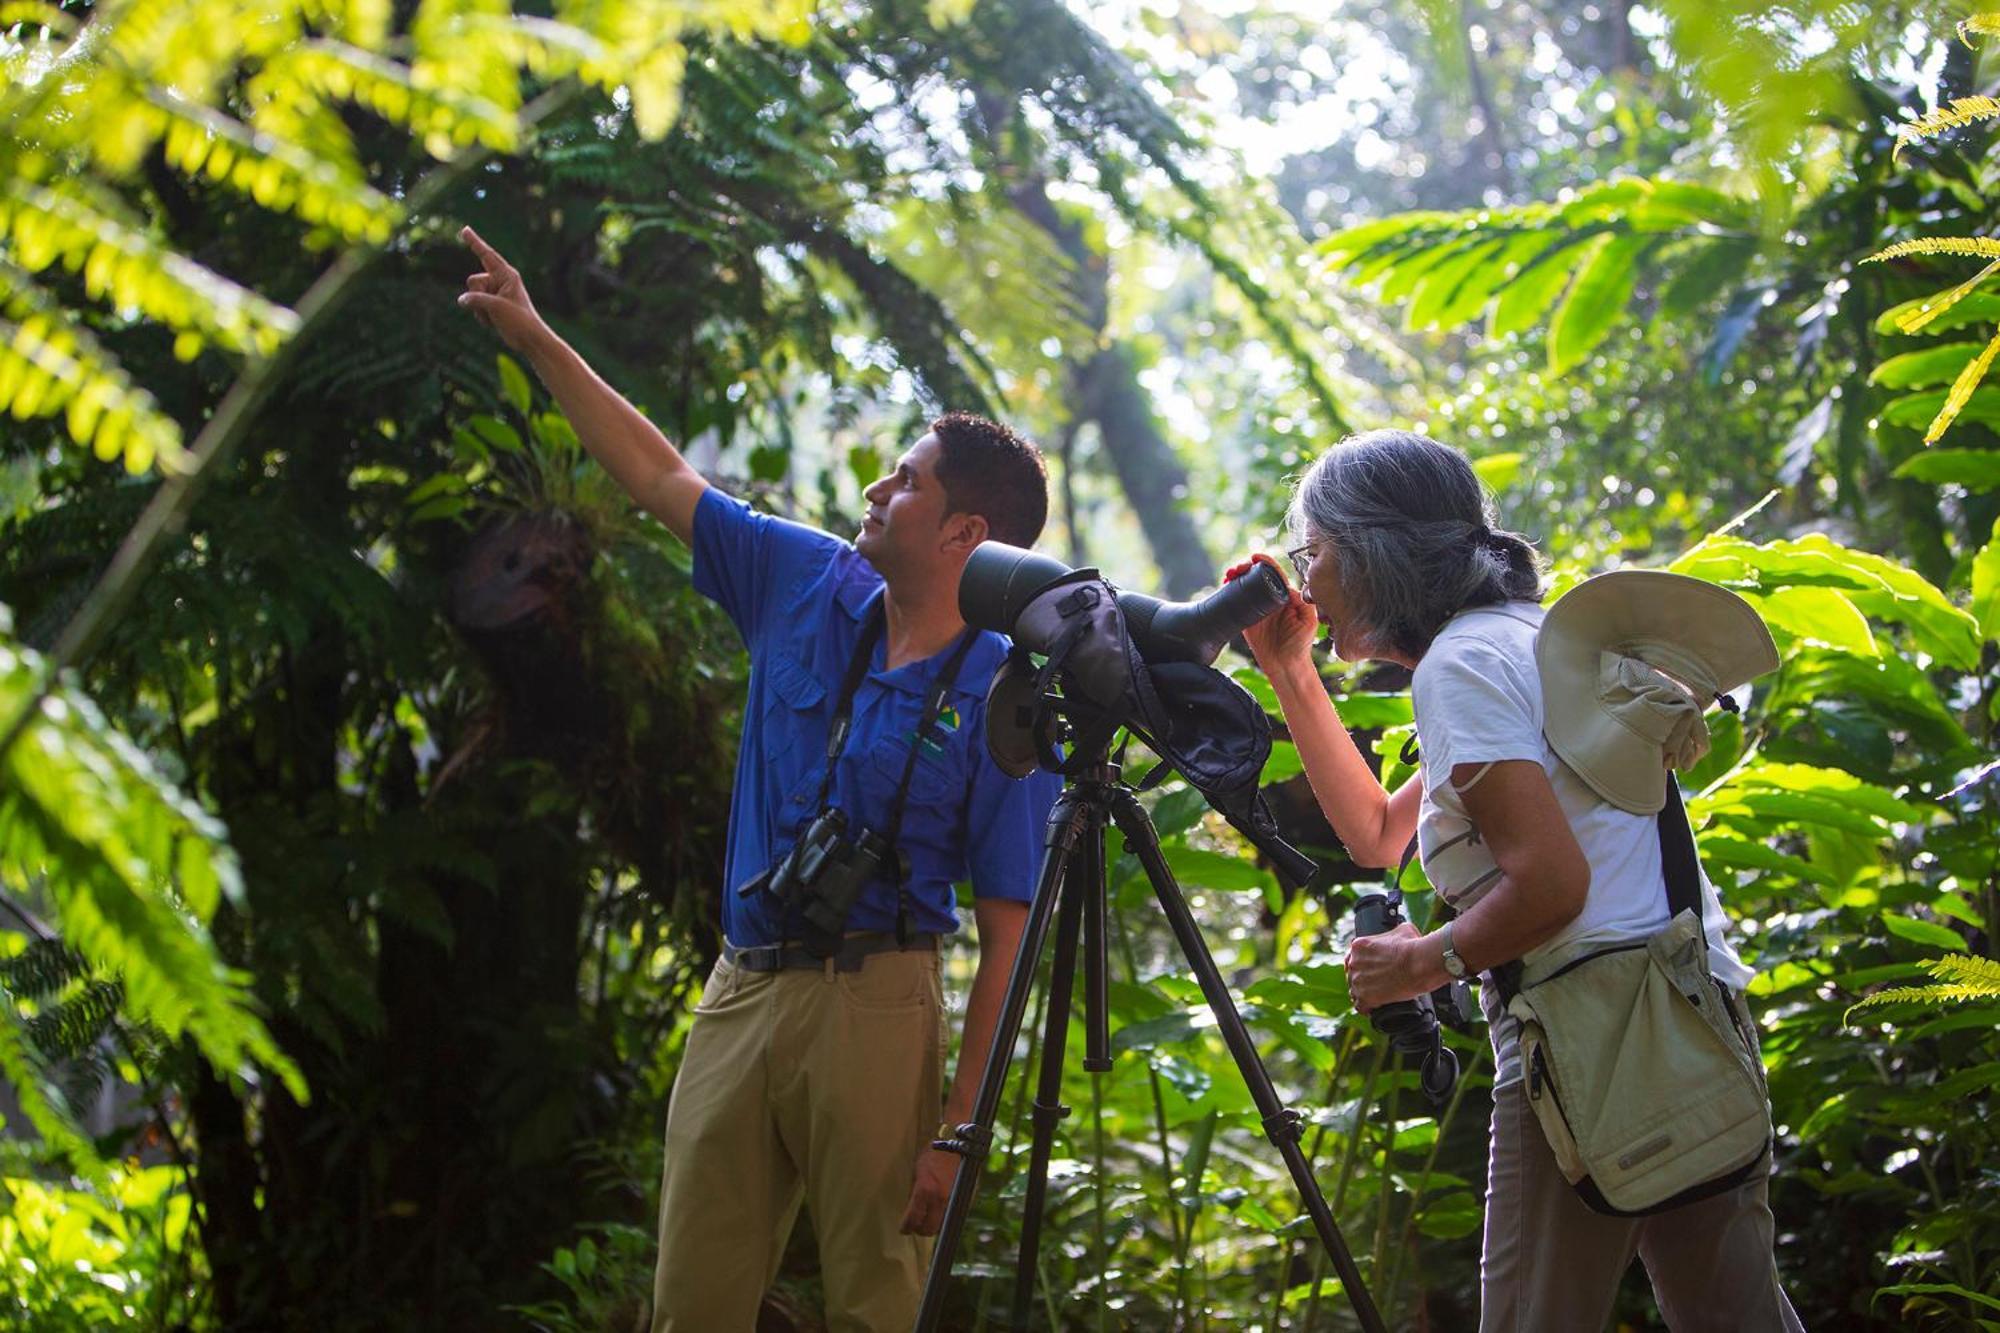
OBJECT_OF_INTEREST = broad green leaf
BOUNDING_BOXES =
[1548,233,1649,376]
[1749,586,1876,656]
[1876,1283,2000,1317]
[1405,237,1509,330]
[1491,234,1598,339]
[1675,533,1979,669]
[1160,845,1271,895]
[1974,516,2000,642]
[1261,740,1303,785]
[1699,835,1840,887]
[1869,341,1985,389]
[1654,237,1756,324]
[1880,912,1969,953]
[1875,291,2000,336]
[1472,451,1525,492]
[1890,448,2000,489]
[497,353,533,415]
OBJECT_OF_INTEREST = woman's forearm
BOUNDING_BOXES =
[1269,658,1408,867]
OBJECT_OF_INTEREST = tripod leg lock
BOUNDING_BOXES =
[1259,1107,1304,1148]
[1029,1099,1071,1135]
[933,1121,995,1158]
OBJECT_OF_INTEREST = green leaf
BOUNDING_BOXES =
[1654,237,1756,324]
[1876,1283,2000,1316]
[1869,342,1986,389]
[1750,586,1876,656]
[1548,233,1649,376]
[497,353,533,415]
[1261,740,1303,785]
[1405,237,1509,331]
[1880,913,1969,953]
[1674,533,1979,669]
[1490,234,1596,339]
[1875,292,2000,336]
[1890,448,2000,490]
[1159,845,1270,895]
[1973,517,2000,642]
[1472,451,1525,492]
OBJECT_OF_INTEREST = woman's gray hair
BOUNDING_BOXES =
[1287,429,1541,660]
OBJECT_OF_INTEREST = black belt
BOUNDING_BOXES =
[722,932,939,973]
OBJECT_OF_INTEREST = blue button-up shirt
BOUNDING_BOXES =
[693,489,1062,948]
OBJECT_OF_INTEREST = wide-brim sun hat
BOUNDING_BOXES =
[1536,570,1780,815]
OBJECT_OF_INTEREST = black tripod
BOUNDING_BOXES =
[914,740,1387,1333]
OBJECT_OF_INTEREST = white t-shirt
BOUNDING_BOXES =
[1408,602,1753,1086]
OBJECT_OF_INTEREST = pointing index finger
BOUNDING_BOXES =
[460,225,508,274]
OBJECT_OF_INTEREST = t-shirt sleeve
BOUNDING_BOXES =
[1410,632,1546,783]
[964,758,1061,904]
[690,488,842,650]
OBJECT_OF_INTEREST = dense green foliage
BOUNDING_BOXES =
[2,0,1997,1330]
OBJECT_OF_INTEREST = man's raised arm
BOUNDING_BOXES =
[455,226,709,545]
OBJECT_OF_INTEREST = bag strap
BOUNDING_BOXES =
[1657,776,1702,920]
[883,626,980,944]
[811,596,889,815]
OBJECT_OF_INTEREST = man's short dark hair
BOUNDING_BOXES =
[930,412,1049,548]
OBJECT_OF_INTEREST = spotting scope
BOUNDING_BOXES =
[958,543,1291,666]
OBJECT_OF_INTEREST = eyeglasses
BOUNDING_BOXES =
[1286,538,1328,585]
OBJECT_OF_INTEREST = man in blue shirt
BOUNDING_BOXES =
[459,229,1062,1330]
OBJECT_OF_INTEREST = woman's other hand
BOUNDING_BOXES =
[1345,920,1438,1013]
[1227,554,1318,679]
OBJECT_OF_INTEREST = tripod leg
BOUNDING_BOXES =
[915,789,1094,1333]
[1081,823,1111,1073]
[1010,834,1089,1328]
[1107,788,1389,1333]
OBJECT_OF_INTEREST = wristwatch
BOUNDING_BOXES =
[1439,921,1469,981]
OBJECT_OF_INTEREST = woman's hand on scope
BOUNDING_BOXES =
[456,226,547,353]
[1226,554,1318,679]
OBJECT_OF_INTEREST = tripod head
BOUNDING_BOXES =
[1351,885,1475,1111]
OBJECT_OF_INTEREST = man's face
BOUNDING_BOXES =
[857,432,958,577]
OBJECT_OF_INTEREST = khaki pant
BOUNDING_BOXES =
[651,948,946,1333]
[1479,1080,1806,1332]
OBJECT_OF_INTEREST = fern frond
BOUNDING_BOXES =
[1846,952,2000,1019]
[1866,236,2000,263]
[0,1007,98,1172]
[0,265,188,474]
[0,2,75,36]
[0,180,299,357]
[1925,951,2000,992]
[151,89,399,244]
[1894,96,2000,158]
[1960,14,2000,43]
[0,937,91,1001]
[263,41,521,158]
[0,627,306,1106]
[22,977,123,1062]
[1925,330,2000,443]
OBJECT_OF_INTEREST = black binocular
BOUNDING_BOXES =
[1352,887,1474,1110]
[752,808,894,958]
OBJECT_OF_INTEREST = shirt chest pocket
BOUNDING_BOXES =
[761,651,827,782]
[861,729,960,820]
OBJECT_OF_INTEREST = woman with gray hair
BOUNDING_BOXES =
[1239,429,1801,1330]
